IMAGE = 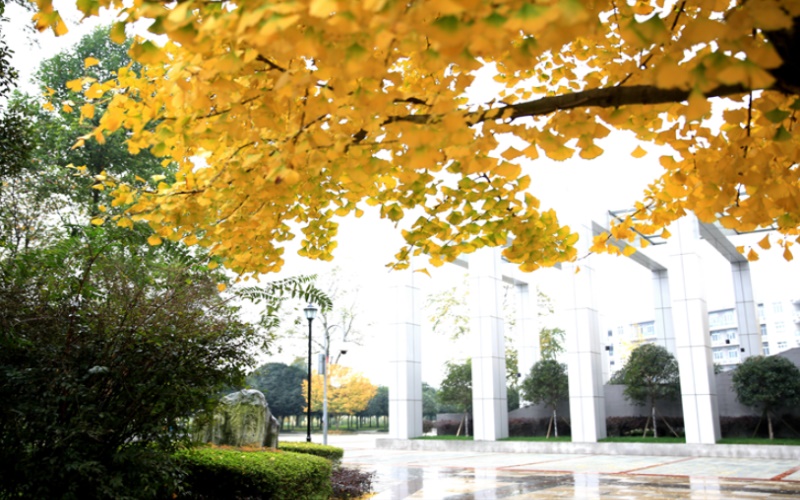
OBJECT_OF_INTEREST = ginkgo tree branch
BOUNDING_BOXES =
[382,83,753,128]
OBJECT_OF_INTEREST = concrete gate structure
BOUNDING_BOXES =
[387,211,763,445]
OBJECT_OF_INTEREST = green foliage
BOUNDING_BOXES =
[361,385,388,418]
[732,355,800,439]
[438,359,472,414]
[246,362,307,418]
[239,275,332,334]
[620,344,681,407]
[278,442,344,461]
[506,346,520,386]
[422,383,438,419]
[0,95,34,179]
[0,225,256,498]
[540,327,566,361]
[521,359,568,410]
[175,447,332,500]
[733,356,800,414]
[31,26,166,214]
[607,366,627,385]
[507,385,520,412]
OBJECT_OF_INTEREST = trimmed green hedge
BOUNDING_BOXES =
[176,447,332,499]
[278,442,344,461]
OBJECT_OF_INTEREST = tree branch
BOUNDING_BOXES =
[382,83,752,128]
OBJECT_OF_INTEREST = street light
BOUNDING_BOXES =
[321,325,348,445]
[304,303,318,443]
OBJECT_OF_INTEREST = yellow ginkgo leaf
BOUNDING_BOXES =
[631,145,647,158]
[84,57,100,68]
[90,218,104,226]
[758,235,771,250]
[147,235,163,246]
[66,78,84,92]
[746,248,759,261]
[81,103,95,119]
[217,283,227,292]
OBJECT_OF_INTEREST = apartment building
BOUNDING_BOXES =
[605,297,800,377]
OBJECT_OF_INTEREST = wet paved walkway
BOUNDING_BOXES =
[283,433,800,498]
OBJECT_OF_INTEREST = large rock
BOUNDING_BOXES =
[196,389,280,448]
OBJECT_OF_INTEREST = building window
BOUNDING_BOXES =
[713,351,724,360]
[728,349,739,359]
[610,360,615,366]
[711,333,721,343]
[763,342,770,355]
[761,324,768,336]
[776,321,785,333]
[778,341,788,349]
[608,330,613,337]
[774,302,784,314]
[758,303,765,321]
[709,309,735,328]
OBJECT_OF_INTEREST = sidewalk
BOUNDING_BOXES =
[285,433,800,499]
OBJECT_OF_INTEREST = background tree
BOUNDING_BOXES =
[422,383,439,420]
[507,385,521,413]
[732,355,800,440]
[359,385,389,428]
[620,344,681,438]
[304,364,377,429]
[438,359,473,436]
[521,359,569,438]
[31,26,166,217]
[259,267,359,361]
[246,362,307,427]
[540,327,566,361]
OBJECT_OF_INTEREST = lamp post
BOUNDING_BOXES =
[304,303,318,442]
[321,325,343,446]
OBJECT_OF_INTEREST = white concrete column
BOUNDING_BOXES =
[653,269,676,354]
[469,247,509,441]
[563,223,606,443]
[387,266,422,439]
[668,214,720,444]
[516,282,540,381]
[732,262,763,360]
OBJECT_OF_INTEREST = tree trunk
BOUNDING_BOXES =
[553,408,559,438]
[456,414,463,437]
[655,407,680,437]
[768,411,775,440]
[466,413,470,437]
[546,415,553,439]
[652,404,658,438]
[642,414,651,438]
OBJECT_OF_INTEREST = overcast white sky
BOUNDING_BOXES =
[5,2,799,388]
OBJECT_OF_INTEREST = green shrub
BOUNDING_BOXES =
[175,447,332,499]
[278,442,344,461]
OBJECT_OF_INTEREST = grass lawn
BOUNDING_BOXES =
[413,435,474,440]
[500,436,571,442]
[600,436,686,444]
[718,437,800,446]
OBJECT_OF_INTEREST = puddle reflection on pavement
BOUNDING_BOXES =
[362,465,800,499]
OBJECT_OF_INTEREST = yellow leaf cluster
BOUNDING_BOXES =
[31,0,800,274]
[303,365,377,415]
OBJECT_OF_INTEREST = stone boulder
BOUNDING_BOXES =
[195,389,280,448]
